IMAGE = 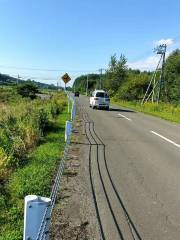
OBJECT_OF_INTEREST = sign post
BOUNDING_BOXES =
[68,96,70,113]
[61,73,71,91]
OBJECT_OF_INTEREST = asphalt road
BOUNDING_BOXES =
[78,95,180,240]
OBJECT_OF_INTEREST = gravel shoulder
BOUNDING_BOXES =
[50,113,100,240]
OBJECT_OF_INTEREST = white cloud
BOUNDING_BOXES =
[128,51,172,71]
[128,38,175,71]
[154,38,174,47]
[128,55,160,71]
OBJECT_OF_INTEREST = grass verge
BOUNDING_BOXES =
[0,108,70,240]
[112,99,180,124]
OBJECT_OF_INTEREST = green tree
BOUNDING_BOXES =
[105,54,128,95]
[17,82,39,99]
[73,74,100,93]
[116,72,150,101]
[164,49,180,103]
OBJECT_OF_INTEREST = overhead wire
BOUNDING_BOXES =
[0,65,98,73]
[0,65,99,83]
[0,34,179,82]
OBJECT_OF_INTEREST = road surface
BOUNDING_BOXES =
[78,95,180,240]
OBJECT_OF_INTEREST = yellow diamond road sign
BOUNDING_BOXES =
[61,73,71,84]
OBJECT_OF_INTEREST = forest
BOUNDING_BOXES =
[73,49,180,104]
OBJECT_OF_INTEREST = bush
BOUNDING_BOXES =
[0,92,67,181]
[0,91,68,239]
[17,83,39,99]
[0,147,11,181]
[115,73,150,101]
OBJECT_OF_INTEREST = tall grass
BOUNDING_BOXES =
[0,93,66,183]
[0,90,69,239]
[112,99,180,124]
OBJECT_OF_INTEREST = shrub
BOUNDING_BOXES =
[0,147,11,181]
[0,92,67,182]
[0,91,68,239]
[17,83,39,99]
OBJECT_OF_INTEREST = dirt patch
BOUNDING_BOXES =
[50,114,100,239]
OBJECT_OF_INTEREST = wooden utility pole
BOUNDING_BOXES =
[99,68,104,89]
[86,74,89,95]
[157,44,166,103]
[141,44,167,105]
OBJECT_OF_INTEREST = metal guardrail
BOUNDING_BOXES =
[23,93,76,240]
[35,136,71,240]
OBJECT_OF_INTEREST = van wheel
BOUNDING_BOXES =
[106,107,109,111]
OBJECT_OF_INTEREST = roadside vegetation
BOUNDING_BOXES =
[0,85,69,239]
[73,49,180,122]
[112,100,180,124]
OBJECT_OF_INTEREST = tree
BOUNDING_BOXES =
[105,54,128,94]
[164,49,180,103]
[116,72,150,101]
[73,74,100,93]
[17,82,39,99]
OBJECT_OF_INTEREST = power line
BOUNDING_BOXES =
[173,35,180,42]
[1,35,179,82]
[0,65,98,73]
[10,74,83,81]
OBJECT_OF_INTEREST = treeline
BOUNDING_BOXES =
[0,73,58,90]
[73,73,100,93]
[73,49,180,103]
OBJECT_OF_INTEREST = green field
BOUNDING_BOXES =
[0,87,70,239]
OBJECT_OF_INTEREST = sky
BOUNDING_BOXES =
[0,0,180,86]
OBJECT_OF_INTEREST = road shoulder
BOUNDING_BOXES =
[50,113,100,239]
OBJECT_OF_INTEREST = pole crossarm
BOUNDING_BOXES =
[141,44,167,104]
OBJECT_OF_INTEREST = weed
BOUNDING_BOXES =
[112,99,180,124]
[0,89,69,239]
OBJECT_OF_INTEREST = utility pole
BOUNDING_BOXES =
[141,44,167,105]
[157,44,166,103]
[17,74,20,85]
[99,68,104,89]
[59,79,61,90]
[86,74,89,96]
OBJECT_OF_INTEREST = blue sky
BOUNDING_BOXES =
[0,0,180,86]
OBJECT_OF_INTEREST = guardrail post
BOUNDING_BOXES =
[68,97,70,113]
[23,195,51,240]
[65,121,72,142]
[71,101,76,122]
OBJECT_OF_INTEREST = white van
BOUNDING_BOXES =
[90,90,110,110]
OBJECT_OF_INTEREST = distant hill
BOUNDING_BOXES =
[0,73,19,85]
[0,73,57,89]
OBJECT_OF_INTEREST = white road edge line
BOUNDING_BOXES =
[118,113,132,121]
[151,131,180,148]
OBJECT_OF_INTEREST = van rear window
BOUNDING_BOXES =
[96,92,104,97]
[96,92,109,97]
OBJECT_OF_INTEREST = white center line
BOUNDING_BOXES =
[151,130,180,148]
[118,113,132,121]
